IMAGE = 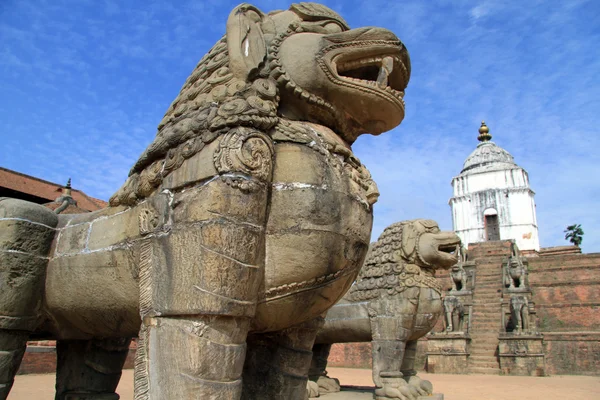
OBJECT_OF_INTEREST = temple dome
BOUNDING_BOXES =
[460,122,516,175]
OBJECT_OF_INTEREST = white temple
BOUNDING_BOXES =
[449,122,540,251]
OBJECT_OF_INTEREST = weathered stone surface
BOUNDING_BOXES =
[173,179,268,226]
[60,205,126,228]
[498,334,545,376]
[0,3,412,399]
[45,248,140,338]
[310,220,460,399]
[161,139,220,191]
[0,220,55,256]
[0,253,48,327]
[317,387,443,400]
[0,198,58,227]
[426,334,470,374]
[55,222,90,255]
[147,225,262,317]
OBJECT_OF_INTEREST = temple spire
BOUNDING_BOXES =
[477,121,492,142]
[63,178,72,197]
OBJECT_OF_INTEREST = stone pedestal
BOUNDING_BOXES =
[318,387,443,399]
[498,334,545,376]
[426,333,470,374]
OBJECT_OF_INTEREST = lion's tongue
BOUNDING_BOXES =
[376,56,394,88]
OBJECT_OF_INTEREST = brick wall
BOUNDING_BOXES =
[327,339,429,371]
[528,253,600,375]
[17,342,136,375]
[327,245,600,376]
[528,253,600,332]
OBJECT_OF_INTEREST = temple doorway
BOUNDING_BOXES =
[485,213,500,241]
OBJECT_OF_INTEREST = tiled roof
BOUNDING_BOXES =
[0,167,107,211]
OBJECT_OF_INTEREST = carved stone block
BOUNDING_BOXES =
[426,333,471,374]
[498,334,545,376]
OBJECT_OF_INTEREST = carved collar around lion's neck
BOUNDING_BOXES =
[270,119,379,206]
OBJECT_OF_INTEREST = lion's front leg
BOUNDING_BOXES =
[138,315,251,399]
[134,156,270,399]
[370,292,419,400]
[242,317,324,400]
[400,287,442,397]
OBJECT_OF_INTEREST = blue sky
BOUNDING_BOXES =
[1,0,599,252]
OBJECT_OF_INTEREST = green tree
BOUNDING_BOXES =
[564,224,584,247]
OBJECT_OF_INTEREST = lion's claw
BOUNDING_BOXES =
[317,375,340,394]
[375,382,418,400]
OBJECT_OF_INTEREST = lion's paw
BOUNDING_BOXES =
[317,375,341,394]
[404,375,433,396]
[375,381,418,400]
[306,380,320,398]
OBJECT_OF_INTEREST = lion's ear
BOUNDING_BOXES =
[401,223,418,259]
[226,4,267,81]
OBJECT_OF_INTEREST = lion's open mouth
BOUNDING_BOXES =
[336,54,406,99]
[438,242,461,258]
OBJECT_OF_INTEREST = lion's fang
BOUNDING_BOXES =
[376,56,394,89]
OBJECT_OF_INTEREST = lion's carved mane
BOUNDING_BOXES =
[348,220,444,301]
[110,36,281,206]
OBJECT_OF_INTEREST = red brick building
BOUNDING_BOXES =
[0,167,107,212]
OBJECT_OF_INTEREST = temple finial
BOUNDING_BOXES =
[477,121,492,142]
[63,178,72,197]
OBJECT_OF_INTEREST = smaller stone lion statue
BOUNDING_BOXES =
[450,264,467,292]
[509,295,530,333]
[308,219,461,400]
[443,295,465,333]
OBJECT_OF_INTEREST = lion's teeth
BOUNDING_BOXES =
[376,56,394,89]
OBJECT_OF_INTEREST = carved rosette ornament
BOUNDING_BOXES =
[214,127,274,191]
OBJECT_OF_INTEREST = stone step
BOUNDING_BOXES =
[470,343,499,349]
[470,344,499,350]
[472,324,502,328]
[470,342,499,348]
[468,366,500,375]
[469,355,497,361]
[469,361,500,369]
[471,342,498,348]
[471,313,502,316]
[469,357,498,363]
[469,360,498,366]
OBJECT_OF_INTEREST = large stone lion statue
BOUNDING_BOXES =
[0,3,410,400]
[308,219,460,400]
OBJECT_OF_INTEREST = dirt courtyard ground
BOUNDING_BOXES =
[8,367,600,400]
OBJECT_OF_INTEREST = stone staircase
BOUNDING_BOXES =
[466,242,513,374]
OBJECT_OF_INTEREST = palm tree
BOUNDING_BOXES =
[564,224,584,247]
